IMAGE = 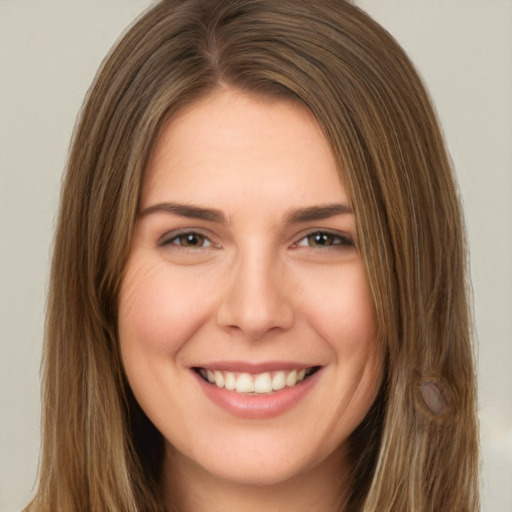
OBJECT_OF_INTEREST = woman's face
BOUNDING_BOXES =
[118,88,382,487]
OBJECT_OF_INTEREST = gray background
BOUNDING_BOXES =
[1,1,511,511]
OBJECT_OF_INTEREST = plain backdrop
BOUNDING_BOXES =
[1,1,511,511]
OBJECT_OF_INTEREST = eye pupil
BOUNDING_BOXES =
[181,233,203,247]
[308,233,333,247]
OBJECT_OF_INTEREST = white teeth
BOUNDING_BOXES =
[254,372,273,393]
[214,370,225,388]
[272,371,286,391]
[224,371,236,391]
[199,367,315,394]
[236,373,255,393]
[286,370,297,387]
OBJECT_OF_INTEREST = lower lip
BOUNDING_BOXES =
[193,369,322,419]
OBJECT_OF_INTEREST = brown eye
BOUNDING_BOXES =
[296,231,353,249]
[166,232,212,248]
[180,233,205,247]
[307,232,336,247]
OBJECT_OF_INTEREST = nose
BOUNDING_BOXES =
[216,249,295,340]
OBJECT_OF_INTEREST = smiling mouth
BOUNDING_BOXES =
[193,367,321,395]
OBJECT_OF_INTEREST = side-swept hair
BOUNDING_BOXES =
[26,1,479,511]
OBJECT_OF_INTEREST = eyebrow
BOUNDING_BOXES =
[139,202,353,224]
[284,203,353,224]
[140,203,227,223]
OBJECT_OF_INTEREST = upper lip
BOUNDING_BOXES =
[192,361,320,373]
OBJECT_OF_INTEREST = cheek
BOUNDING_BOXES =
[298,260,382,406]
[118,259,213,358]
[299,262,377,352]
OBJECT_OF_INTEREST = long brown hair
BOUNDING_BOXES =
[26,1,479,511]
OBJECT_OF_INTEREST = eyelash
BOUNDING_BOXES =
[160,230,353,250]
[160,230,216,249]
[293,231,354,249]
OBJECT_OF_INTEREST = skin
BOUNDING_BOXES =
[118,87,383,512]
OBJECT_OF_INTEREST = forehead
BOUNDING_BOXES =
[141,87,349,211]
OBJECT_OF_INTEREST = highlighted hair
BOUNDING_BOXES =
[26,1,479,511]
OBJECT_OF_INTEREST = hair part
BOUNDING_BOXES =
[26,1,479,511]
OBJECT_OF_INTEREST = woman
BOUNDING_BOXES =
[24,0,479,511]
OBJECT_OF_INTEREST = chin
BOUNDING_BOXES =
[166,428,345,490]
[192,455,315,487]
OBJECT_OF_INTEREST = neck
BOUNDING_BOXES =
[161,443,351,512]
